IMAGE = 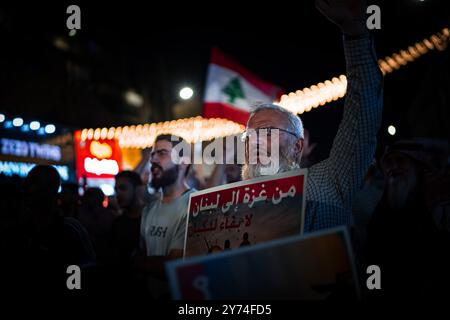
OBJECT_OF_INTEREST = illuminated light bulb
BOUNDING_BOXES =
[87,129,94,140]
[430,35,440,45]
[101,128,108,140]
[288,92,296,99]
[434,39,446,51]
[13,118,23,127]
[423,39,434,50]
[30,121,40,130]
[317,83,325,92]
[408,46,420,58]
[115,127,122,139]
[312,99,320,108]
[379,61,392,73]
[94,129,101,140]
[179,87,194,100]
[107,128,115,140]
[399,50,413,62]
[388,125,396,136]
[385,57,398,69]
[81,129,87,141]
[392,53,406,65]
[415,43,427,54]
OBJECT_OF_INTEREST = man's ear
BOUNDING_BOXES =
[295,138,304,162]
[179,156,191,175]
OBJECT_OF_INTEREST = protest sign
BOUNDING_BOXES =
[168,227,360,300]
[184,169,307,257]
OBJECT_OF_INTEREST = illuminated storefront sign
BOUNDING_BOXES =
[74,131,122,181]
[0,161,69,181]
[84,157,119,176]
[0,138,61,161]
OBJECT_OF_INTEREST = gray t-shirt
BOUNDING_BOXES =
[140,189,195,256]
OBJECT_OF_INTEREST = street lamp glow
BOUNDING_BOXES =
[12,118,23,127]
[125,90,144,107]
[45,124,56,134]
[30,121,41,130]
[388,125,396,136]
[0,114,5,123]
[179,87,194,100]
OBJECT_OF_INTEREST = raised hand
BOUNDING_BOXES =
[315,0,368,37]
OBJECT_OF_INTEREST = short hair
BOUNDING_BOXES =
[25,165,61,196]
[155,134,185,148]
[81,187,104,209]
[115,170,142,188]
[249,103,304,139]
[153,134,191,177]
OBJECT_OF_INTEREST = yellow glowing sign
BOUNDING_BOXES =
[90,141,113,159]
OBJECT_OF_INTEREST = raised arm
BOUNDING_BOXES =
[311,0,383,209]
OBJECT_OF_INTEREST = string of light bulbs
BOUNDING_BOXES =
[276,27,450,114]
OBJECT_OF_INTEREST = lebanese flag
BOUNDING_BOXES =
[203,47,284,125]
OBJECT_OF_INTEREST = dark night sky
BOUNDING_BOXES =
[0,0,449,161]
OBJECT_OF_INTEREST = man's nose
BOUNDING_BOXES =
[150,160,160,168]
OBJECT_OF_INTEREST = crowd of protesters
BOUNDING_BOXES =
[0,134,449,300]
[0,0,449,301]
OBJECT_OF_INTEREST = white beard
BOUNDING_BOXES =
[242,159,299,180]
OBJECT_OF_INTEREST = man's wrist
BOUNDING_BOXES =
[342,19,368,38]
[344,32,370,41]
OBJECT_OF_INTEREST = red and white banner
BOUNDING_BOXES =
[184,169,307,258]
[203,47,284,125]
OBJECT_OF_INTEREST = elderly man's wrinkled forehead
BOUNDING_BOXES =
[247,108,294,131]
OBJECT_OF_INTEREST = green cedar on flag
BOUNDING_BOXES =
[203,48,284,125]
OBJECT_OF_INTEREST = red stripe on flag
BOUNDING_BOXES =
[203,102,250,126]
[211,47,284,99]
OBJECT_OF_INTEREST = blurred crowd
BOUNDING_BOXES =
[0,136,449,300]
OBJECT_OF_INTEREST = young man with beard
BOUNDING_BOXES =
[134,134,194,298]
[241,0,383,232]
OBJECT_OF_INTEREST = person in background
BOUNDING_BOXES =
[59,182,80,218]
[111,170,145,266]
[351,160,384,261]
[364,141,450,300]
[134,134,195,299]
[11,165,95,296]
[78,187,115,264]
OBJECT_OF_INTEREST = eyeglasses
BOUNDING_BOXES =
[241,127,300,142]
